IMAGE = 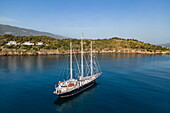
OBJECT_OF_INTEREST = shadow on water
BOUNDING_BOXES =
[53,83,98,111]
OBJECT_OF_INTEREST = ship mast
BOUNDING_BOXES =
[90,41,93,76]
[81,33,84,77]
[70,41,73,79]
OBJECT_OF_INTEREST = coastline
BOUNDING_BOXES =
[0,49,170,56]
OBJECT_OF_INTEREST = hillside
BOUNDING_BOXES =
[0,35,170,56]
[0,24,66,39]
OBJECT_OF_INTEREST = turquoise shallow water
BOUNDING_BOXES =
[0,54,170,113]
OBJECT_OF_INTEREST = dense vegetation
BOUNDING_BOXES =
[0,34,169,55]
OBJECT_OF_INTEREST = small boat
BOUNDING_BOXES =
[53,34,102,98]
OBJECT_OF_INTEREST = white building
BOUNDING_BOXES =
[36,42,44,45]
[6,41,18,45]
[22,42,34,45]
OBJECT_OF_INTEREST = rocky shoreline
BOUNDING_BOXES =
[0,49,170,56]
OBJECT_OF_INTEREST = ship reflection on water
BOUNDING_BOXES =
[54,83,98,111]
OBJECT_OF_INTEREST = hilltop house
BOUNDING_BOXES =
[6,41,45,46]
[22,42,34,45]
[36,42,44,45]
[6,41,18,45]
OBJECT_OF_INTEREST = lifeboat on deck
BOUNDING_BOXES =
[58,81,64,85]
[68,84,74,87]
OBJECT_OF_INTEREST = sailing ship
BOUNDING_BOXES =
[53,35,102,98]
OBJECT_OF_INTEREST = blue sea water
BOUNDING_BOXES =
[0,54,170,113]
